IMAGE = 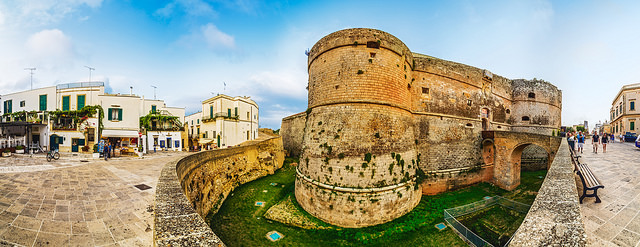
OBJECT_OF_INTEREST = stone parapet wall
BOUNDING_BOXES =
[510,139,587,246]
[154,136,285,246]
[281,112,307,157]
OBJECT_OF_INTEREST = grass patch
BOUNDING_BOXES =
[206,159,547,246]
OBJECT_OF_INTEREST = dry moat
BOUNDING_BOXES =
[205,157,547,246]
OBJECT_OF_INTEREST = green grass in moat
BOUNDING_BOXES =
[206,158,547,247]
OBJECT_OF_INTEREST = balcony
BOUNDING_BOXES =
[202,112,239,122]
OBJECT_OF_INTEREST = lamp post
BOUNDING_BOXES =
[24,68,35,90]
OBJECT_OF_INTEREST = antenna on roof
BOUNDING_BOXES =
[151,85,157,100]
[24,67,36,90]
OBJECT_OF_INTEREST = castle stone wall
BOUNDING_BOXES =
[281,112,307,157]
[282,28,563,227]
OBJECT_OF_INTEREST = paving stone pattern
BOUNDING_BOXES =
[578,141,640,247]
[0,152,187,246]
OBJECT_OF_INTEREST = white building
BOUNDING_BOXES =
[184,111,202,150]
[1,82,184,154]
[200,94,258,148]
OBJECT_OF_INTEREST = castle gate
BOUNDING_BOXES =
[482,131,562,190]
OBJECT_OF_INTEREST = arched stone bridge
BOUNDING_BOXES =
[482,131,562,190]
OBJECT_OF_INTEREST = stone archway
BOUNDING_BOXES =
[484,131,561,190]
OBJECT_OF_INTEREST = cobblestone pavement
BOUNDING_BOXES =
[577,141,640,247]
[0,151,188,246]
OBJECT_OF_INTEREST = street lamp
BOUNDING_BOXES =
[24,68,35,90]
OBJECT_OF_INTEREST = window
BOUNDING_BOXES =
[3,100,12,114]
[77,95,85,110]
[151,105,157,113]
[422,87,429,94]
[107,108,123,121]
[20,101,25,107]
[39,95,47,111]
[228,108,231,117]
[631,101,635,111]
[366,41,380,49]
[197,128,200,135]
[62,96,70,111]
[631,122,635,131]
[528,92,535,98]
[467,100,472,106]
[210,106,213,118]
[197,119,200,124]
[522,116,530,121]
[235,107,238,116]
[191,120,193,125]
[506,109,510,114]
[247,112,250,120]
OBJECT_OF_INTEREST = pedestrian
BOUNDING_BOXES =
[567,132,576,152]
[601,133,608,153]
[577,131,585,154]
[104,142,110,161]
[592,132,599,153]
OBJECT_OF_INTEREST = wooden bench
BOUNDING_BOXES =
[575,163,604,203]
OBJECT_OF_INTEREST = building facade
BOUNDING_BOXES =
[1,82,184,153]
[184,111,202,150]
[199,94,259,148]
[611,83,640,137]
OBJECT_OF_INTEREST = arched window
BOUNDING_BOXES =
[522,116,530,121]
[528,92,536,98]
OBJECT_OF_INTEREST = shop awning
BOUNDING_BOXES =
[102,129,139,138]
[198,139,213,144]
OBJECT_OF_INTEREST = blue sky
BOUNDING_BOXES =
[1,0,639,130]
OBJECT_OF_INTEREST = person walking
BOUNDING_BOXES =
[577,131,585,154]
[592,132,600,154]
[567,132,576,152]
[104,142,110,161]
[601,133,608,153]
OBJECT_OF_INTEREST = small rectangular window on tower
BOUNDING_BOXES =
[366,41,380,49]
[422,87,429,94]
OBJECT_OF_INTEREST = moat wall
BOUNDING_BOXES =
[154,136,285,246]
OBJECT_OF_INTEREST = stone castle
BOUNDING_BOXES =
[281,28,562,228]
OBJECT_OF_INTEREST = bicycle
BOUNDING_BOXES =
[46,149,60,162]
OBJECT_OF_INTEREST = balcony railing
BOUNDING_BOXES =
[202,112,239,122]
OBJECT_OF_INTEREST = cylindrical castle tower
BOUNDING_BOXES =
[295,28,422,228]
[510,79,562,135]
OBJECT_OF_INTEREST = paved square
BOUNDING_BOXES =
[577,141,640,247]
[0,152,187,246]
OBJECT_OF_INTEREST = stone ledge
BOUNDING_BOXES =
[153,157,224,247]
[509,139,587,246]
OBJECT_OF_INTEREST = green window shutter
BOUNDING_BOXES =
[631,122,635,131]
[118,109,123,121]
[151,105,156,114]
[7,100,11,113]
[62,96,70,111]
[227,108,231,117]
[77,95,85,110]
[210,106,213,118]
[39,95,47,111]
[235,107,238,116]
[108,108,113,120]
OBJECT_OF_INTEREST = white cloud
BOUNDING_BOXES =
[4,0,103,27]
[155,0,216,18]
[176,23,236,52]
[202,23,236,50]
[26,29,75,63]
[248,70,307,99]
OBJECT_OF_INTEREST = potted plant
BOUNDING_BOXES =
[92,144,100,158]
[82,145,90,152]
[15,145,24,154]
[2,149,10,157]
